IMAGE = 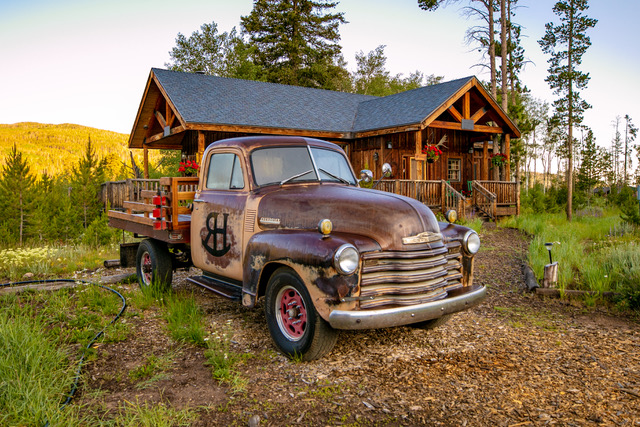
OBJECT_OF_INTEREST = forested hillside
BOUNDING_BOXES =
[0,123,130,178]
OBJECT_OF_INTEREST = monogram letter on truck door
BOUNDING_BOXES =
[202,212,231,257]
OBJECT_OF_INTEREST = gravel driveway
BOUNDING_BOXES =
[85,226,640,426]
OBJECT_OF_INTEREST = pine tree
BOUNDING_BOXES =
[241,0,346,88]
[576,129,599,193]
[0,144,36,245]
[71,137,107,229]
[624,114,637,184]
[538,0,597,221]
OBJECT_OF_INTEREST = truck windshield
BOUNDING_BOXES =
[251,146,356,187]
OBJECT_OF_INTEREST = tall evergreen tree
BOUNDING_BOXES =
[240,0,346,88]
[166,23,261,79]
[624,114,637,184]
[538,0,597,221]
[71,137,107,229]
[0,144,36,245]
[576,129,599,193]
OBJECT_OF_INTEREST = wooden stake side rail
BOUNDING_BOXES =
[106,177,198,238]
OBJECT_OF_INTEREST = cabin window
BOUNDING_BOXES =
[206,153,244,190]
[448,158,461,182]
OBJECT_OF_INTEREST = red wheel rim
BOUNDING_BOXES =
[141,251,152,286]
[275,286,307,341]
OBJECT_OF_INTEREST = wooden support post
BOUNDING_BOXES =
[143,146,149,179]
[505,133,511,180]
[197,131,205,164]
[463,93,470,119]
[482,140,488,180]
[441,180,446,214]
[415,130,423,158]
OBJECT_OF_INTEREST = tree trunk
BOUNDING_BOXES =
[566,3,574,222]
[488,0,497,99]
[500,0,508,111]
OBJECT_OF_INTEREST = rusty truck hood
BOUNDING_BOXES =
[255,184,441,251]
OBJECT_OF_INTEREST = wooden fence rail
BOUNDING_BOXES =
[101,178,517,219]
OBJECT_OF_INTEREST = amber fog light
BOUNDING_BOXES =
[445,209,458,223]
[318,219,333,236]
[334,244,359,275]
[463,230,481,254]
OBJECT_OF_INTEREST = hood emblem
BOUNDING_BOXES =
[259,217,281,226]
[403,231,442,245]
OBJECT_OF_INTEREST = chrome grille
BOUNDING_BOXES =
[444,241,463,292]
[359,246,451,309]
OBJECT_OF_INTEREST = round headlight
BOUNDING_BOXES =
[334,244,359,275]
[462,230,481,255]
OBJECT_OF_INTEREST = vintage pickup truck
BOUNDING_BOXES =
[108,136,485,360]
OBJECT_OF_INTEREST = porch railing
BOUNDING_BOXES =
[101,179,161,210]
[471,181,497,220]
[375,179,443,207]
[476,181,518,205]
[442,180,466,216]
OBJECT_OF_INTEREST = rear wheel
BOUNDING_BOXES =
[265,267,337,361]
[136,239,173,291]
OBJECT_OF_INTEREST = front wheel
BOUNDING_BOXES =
[136,239,173,291]
[264,268,337,361]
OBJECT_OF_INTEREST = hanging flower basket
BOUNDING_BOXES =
[422,145,443,163]
[490,153,508,168]
[178,160,199,177]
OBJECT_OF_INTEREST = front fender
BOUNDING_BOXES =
[242,230,380,319]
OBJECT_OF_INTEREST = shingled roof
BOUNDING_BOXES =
[129,68,520,148]
[153,68,376,134]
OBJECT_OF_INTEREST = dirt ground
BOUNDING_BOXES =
[81,226,640,426]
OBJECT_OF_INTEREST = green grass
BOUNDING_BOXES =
[0,308,79,426]
[204,323,250,393]
[501,210,640,309]
[0,243,120,282]
[110,400,197,427]
[164,293,207,346]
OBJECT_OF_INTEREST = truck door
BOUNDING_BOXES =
[191,150,247,282]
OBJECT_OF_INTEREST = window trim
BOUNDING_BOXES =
[204,151,246,191]
[447,157,462,183]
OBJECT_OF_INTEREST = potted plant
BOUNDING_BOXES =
[422,145,443,163]
[178,160,199,177]
[490,153,508,168]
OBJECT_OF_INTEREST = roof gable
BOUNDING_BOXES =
[352,76,474,133]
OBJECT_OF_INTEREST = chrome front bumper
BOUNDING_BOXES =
[328,285,486,330]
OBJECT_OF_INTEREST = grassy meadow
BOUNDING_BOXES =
[502,208,640,309]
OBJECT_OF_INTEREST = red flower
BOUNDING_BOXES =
[178,160,199,176]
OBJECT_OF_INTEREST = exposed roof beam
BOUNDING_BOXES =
[471,107,488,123]
[448,106,463,122]
[430,120,503,134]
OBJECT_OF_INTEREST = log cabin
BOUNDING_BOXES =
[110,68,521,219]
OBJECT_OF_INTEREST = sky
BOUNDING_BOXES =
[1,0,639,154]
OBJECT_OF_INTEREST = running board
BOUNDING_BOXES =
[187,275,243,301]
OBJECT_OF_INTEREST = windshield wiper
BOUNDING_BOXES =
[280,169,313,185]
[318,168,350,184]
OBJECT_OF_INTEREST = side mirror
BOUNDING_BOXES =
[382,163,392,178]
[359,169,373,184]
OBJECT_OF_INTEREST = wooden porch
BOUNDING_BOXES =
[376,179,518,219]
[102,178,518,221]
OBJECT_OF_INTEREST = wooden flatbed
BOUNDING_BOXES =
[107,177,198,244]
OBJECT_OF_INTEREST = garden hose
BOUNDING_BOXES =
[0,278,127,421]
